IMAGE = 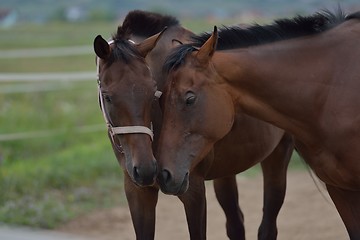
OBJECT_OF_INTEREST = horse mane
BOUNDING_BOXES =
[109,10,179,65]
[192,9,351,50]
[119,10,179,38]
[164,9,360,72]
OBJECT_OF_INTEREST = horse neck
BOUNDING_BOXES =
[213,40,329,143]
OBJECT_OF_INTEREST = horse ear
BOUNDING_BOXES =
[94,35,111,60]
[136,27,167,58]
[196,26,218,66]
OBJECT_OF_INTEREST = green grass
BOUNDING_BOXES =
[0,22,114,49]
[0,55,94,73]
[0,78,125,228]
[0,81,102,161]
[0,21,126,229]
[0,138,124,228]
[0,22,113,73]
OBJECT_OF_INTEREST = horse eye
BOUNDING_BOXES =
[185,92,196,106]
[103,94,112,103]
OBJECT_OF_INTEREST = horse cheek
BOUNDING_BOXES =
[206,92,234,140]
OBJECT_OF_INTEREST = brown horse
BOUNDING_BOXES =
[94,11,181,239]
[94,10,293,240]
[159,9,360,239]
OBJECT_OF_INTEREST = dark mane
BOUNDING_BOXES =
[165,9,359,72]
[109,10,179,65]
[192,9,349,50]
[120,10,179,38]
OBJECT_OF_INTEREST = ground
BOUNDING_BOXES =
[58,171,347,240]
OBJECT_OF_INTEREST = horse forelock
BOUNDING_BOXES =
[107,27,141,66]
[164,44,197,73]
[99,27,140,68]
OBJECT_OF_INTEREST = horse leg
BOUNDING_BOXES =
[124,172,159,240]
[258,134,293,240]
[213,175,245,240]
[178,174,207,240]
[326,184,360,239]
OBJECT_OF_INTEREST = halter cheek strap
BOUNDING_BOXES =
[96,39,162,144]
[97,84,155,141]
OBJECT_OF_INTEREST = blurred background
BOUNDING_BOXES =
[0,0,358,232]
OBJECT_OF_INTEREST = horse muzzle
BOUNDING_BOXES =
[124,156,158,187]
[157,169,189,195]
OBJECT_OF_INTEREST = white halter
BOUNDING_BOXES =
[96,39,162,145]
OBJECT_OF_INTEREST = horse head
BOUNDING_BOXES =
[157,27,235,195]
[94,28,165,187]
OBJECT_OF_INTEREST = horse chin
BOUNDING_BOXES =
[160,172,189,196]
[175,172,189,195]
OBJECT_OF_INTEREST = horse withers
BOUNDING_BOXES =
[158,9,360,239]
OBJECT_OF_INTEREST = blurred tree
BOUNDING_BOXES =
[50,7,67,22]
[88,8,116,22]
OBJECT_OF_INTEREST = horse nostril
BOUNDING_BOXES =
[160,169,172,185]
[132,163,157,186]
[133,166,140,180]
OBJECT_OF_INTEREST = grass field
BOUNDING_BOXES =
[0,20,305,229]
[0,21,126,228]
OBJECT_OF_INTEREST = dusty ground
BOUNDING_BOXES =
[58,171,348,240]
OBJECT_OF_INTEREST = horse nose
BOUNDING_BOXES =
[132,161,157,186]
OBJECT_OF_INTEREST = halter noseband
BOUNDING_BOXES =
[96,39,162,152]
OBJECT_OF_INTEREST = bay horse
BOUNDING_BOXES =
[94,10,293,239]
[94,11,190,239]
[158,9,360,239]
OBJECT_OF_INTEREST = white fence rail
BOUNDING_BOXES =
[0,72,95,82]
[0,124,105,142]
[0,45,103,141]
[0,82,87,94]
[0,45,92,58]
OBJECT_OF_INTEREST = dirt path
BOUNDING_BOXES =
[58,171,347,239]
